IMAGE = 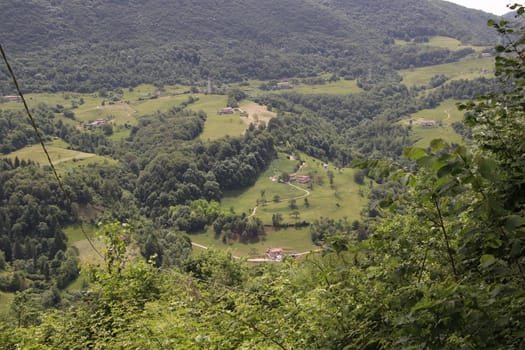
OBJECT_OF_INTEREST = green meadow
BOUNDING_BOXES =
[190,226,317,258]
[221,153,366,224]
[191,153,367,256]
[0,291,14,316]
[131,95,190,115]
[402,99,465,147]
[289,79,362,95]
[396,36,490,52]
[188,94,247,140]
[3,144,95,166]
[75,103,137,125]
[400,56,494,87]
[2,141,118,174]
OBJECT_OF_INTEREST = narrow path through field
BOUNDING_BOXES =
[52,153,96,165]
[191,242,209,250]
[248,181,311,217]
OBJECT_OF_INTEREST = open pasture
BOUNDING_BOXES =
[190,226,317,258]
[75,103,137,125]
[396,36,490,52]
[3,144,96,166]
[400,56,494,87]
[402,99,465,147]
[221,153,366,225]
[188,94,247,140]
[290,79,362,95]
[239,101,276,126]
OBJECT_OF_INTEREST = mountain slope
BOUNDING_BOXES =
[0,0,499,92]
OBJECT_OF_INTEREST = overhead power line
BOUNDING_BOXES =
[0,44,104,260]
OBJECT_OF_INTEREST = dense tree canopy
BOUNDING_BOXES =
[0,0,497,92]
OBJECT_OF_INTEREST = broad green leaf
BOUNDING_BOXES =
[435,178,457,195]
[480,254,496,268]
[455,145,467,160]
[406,147,427,161]
[510,240,523,258]
[437,164,453,178]
[504,215,523,232]
[478,158,498,181]
[417,155,438,168]
[401,173,413,187]
[430,138,447,152]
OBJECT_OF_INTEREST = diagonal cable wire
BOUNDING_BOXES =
[0,44,104,260]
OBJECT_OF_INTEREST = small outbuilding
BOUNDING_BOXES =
[217,107,235,115]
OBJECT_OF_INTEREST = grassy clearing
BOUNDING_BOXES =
[65,224,102,265]
[401,99,465,147]
[72,238,105,265]
[25,92,100,109]
[108,126,132,141]
[64,224,98,245]
[195,153,366,257]
[0,291,14,316]
[63,225,97,292]
[2,142,117,174]
[3,144,95,165]
[400,56,494,87]
[290,79,362,95]
[396,36,490,52]
[162,85,194,95]
[191,226,317,257]
[56,156,118,174]
[121,84,158,101]
[75,103,137,125]
[221,153,367,224]
[424,36,489,52]
[132,95,190,115]
[65,273,88,292]
[239,101,276,126]
[189,94,247,140]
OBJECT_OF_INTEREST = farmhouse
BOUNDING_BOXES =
[288,173,311,184]
[267,248,284,261]
[276,81,292,89]
[88,119,107,127]
[1,95,21,103]
[421,120,436,127]
[296,175,312,184]
[217,107,235,115]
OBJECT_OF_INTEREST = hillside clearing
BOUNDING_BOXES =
[396,36,490,52]
[190,226,317,258]
[3,145,96,166]
[400,56,494,87]
[290,79,362,95]
[402,99,465,147]
[190,95,247,140]
[221,153,366,224]
[239,101,276,126]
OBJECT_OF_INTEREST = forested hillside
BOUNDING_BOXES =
[0,0,497,92]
